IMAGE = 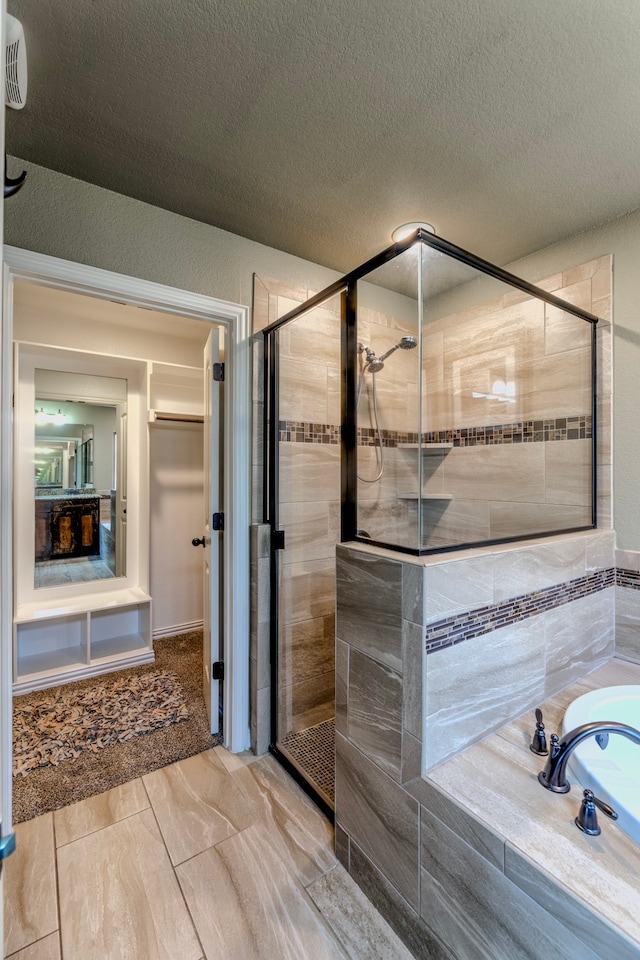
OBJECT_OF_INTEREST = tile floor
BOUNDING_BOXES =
[4,746,413,960]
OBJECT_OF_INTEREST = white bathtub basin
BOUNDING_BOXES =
[562,685,640,844]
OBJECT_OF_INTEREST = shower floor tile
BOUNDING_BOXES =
[280,718,335,807]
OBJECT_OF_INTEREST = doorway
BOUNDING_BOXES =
[1,247,251,833]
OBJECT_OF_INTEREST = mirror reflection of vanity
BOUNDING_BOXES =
[33,371,124,586]
[14,344,153,694]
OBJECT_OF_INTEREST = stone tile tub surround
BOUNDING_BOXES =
[336,530,616,781]
[336,657,640,960]
[615,547,640,664]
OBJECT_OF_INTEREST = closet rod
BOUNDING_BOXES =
[149,411,204,424]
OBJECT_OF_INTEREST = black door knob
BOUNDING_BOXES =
[192,537,205,548]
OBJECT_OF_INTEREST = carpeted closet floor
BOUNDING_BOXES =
[12,629,221,823]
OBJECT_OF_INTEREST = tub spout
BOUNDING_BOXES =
[538,721,640,794]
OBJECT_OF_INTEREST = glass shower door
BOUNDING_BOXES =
[271,293,342,809]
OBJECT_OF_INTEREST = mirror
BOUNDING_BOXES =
[34,369,127,589]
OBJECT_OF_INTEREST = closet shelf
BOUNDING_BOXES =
[148,409,204,424]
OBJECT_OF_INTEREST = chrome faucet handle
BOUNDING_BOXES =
[575,789,618,836]
[529,708,549,756]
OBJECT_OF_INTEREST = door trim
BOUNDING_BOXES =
[1,247,251,826]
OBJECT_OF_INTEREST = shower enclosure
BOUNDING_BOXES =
[261,228,598,812]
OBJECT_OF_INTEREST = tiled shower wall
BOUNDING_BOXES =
[358,255,612,548]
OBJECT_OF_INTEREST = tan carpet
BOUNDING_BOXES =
[12,630,221,823]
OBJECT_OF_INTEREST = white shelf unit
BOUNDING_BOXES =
[14,588,153,694]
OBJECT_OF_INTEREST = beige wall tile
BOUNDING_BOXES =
[443,444,545,503]
[279,356,329,422]
[518,348,591,421]
[424,617,546,770]
[544,591,615,695]
[425,555,495,623]
[493,537,586,602]
[279,557,336,624]
[545,439,592,507]
[489,501,591,539]
[279,443,340,503]
[281,668,335,733]
[545,292,592,356]
[279,500,339,565]
[425,498,491,547]
[615,548,640,572]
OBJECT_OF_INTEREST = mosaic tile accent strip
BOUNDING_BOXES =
[278,420,341,444]
[423,415,592,447]
[616,567,640,590]
[278,416,592,447]
[425,567,615,655]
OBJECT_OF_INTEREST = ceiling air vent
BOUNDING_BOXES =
[5,14,27,109]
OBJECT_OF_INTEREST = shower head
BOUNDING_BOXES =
[359,336,417,373]
[378,336,418,363]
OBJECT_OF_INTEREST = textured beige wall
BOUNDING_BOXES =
[4,158,339,311]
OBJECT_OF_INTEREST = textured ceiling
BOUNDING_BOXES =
[6,0,640,273]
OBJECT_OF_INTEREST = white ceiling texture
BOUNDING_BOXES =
[6,0,640,273]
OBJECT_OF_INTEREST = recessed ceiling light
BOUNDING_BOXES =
[391,222,436,243]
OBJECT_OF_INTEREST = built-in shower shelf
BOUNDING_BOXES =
[397,443,453,454]
[397,493,453,501]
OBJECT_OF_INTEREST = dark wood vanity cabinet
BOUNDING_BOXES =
[35,496,100,561]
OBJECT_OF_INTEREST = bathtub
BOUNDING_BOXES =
[562,685,640,844]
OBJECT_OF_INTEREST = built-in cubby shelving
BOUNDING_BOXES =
[14,588,153,694]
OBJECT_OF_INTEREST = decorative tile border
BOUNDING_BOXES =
[425,568,615,655]
[278,420,341,444]
[423,415,591,447]
[616,568,640,590]
[278,416,592,447]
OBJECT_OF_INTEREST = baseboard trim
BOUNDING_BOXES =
[153,620,204,640]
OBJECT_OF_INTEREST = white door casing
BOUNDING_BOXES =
[202,328,223,732]
[0,2,8,933]
[115,402,128,577]
[0,248,251,854]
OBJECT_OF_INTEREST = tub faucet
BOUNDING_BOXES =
[538,721,640,794]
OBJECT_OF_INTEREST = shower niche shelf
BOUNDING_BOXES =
[398,442,453,502]
[397,442,453,454]
[13,588,153,694]
[398,493,453,501]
